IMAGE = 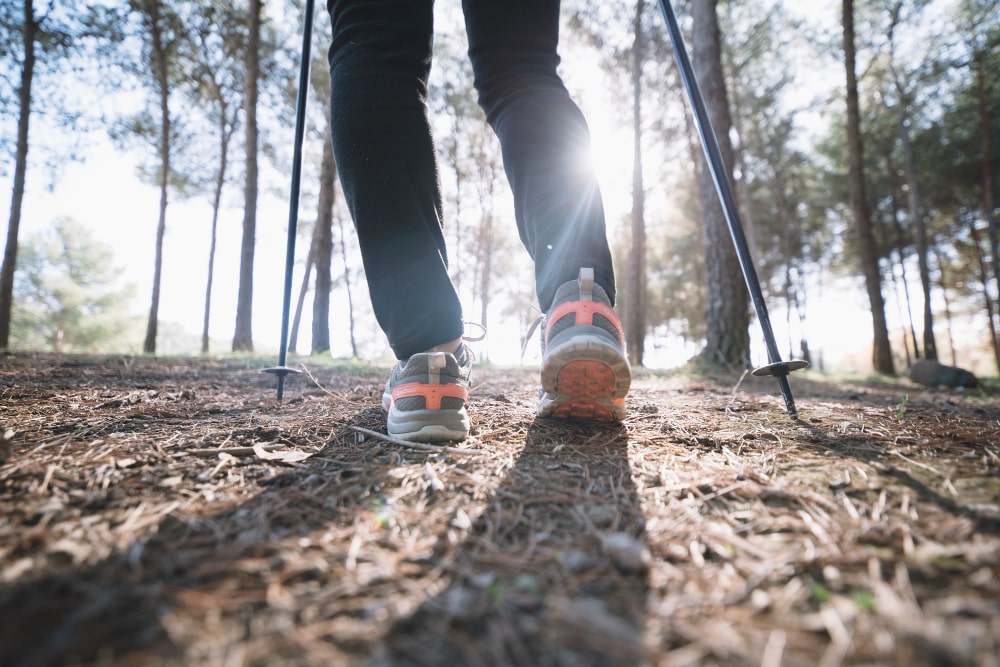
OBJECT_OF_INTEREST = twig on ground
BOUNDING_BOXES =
[727,369,751,410]
[298,364,353,402]
[186,443,291,457]
[349,426,482,456]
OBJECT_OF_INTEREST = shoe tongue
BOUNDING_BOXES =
[427,352,445,383]
[579,267,594,301]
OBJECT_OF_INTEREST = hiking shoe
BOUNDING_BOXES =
[537,268,630,421]
[382,343,473,442]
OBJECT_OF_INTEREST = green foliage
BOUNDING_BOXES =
[852,589,877,612]
[810,581,832,603]
[12,218,140,352]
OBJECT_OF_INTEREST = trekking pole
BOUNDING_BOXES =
[655,0,807,417]
[263,0,315,400]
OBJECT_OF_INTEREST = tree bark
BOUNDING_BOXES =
[312,124,336,355]
[626,0,647,367]
[889,81,936,360]
[885,157,919,362]
[977,50,999,345]
[202,98,234,354]
[931,246,958,367]
[968,218,1000,371]
[476,170,496,357]
[233,0,261,352]
[336,213,359,358]
[143,0,170,355]
[288,246,313,355]
[0,0,39,350]
[842,0,894,374]
[692,0,749,366]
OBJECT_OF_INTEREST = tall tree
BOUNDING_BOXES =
[109,0,186,354]
[186,1,245,354]
[0,0,84,350]
[232,0,262,352]
[720,0,823,367]
[885,0,937,360]
[312,122,336,355]
[977,49,998,307]
[308,32,337,356]
[336,211,360,358]
[967,214,1000,367]
[626,0,647,366]
[691,0,749,366]
[843,0,894,374]
[0,0,41,351]
[951,0,1000,337]
[127,0,185,355]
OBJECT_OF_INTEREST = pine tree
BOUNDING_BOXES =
[691,0,750,366]
[843,0,894,374]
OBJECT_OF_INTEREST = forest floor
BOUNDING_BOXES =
[1,352,998,667]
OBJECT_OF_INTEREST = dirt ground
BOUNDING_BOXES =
[1,352,998,667]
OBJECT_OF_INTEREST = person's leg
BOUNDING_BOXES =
[463,0,629,421]
[462,0,615,312]
[328,0,472,442]
[327,0,463,360]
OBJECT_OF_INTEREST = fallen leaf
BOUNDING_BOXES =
[252,443,312,463]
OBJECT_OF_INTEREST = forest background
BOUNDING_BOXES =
[1,0,998,378]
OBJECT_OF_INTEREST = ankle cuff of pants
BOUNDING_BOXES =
[389,320,465,361]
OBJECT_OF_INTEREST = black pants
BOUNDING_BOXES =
[327,0,615,359]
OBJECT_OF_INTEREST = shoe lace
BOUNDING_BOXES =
[462,322,487,343]
[520,311,545,360]
[456,322,486,366]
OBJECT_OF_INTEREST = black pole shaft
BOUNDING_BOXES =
[656,0,797,416]
[276,0,316,400]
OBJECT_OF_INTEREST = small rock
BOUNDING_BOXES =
[909,359,978,389]
[564,550,596,572]
[583,504,618,529]
[0,429,13,463]
[600,532,651,573]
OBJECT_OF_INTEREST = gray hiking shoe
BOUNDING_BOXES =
[381,343,473,442]
[537,268,630,421]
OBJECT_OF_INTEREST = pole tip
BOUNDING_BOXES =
[262,366,302,401]
[751,360,809,378]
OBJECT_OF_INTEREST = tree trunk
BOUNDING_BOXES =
[0,0,39,350]
[451,147,464,296]
[312,124,336,355]
[842,0,894,374]
[885,159,920,361]
[769,155,805,365]
[692,0,749,366]
[233,0,261,352]
[891,96,936,360]
[144,0,170,355]
[202,100,232,354]
[288,238,314,355]
[478,214,493,346]
[626,0,647,367]
[477,172,496,358]
[977,50,1000,343]
[968,218,1000,372]
[336,212,359,358]
[931,246,958,367]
